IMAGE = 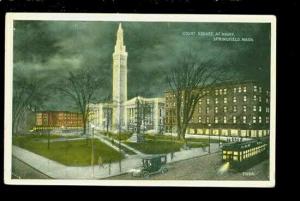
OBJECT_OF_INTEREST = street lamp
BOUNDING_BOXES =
[208,123,211,154]
[90,123,95,179]
[218,127,221,148]
[248,123,252,138]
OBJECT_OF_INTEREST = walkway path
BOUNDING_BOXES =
[164,133,252,141]
[93,132,144,155]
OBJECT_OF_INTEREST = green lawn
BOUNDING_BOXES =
[125,140,184,154]
[104,132,133,141]
[125,134,214,154]
[13,135,124,166]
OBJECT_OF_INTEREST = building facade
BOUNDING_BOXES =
[164,81,270,138]
[35,111,83,130]
[88,23,165,134]
[89,97,165,133]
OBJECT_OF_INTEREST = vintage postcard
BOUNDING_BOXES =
[4,13,276,187]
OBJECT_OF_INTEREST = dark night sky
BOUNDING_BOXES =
[13,21,271,111]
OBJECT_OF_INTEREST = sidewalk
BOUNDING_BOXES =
[164,133,252,141]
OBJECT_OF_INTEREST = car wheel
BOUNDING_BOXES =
[143,172,150,179]
[161,168,168,174]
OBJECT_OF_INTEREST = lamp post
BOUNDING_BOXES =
[248,123,252,138]
[208,123,211,154]
[218,128,221,148]
[90,124,95,179]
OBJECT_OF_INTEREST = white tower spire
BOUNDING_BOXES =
[112,23,128,131]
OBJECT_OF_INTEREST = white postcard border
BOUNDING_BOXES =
[4,13,276,187]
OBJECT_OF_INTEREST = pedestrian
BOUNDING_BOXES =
[98,156,104,169]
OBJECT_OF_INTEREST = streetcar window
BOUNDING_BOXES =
[233,156,238,161]
[234,151,238,156]
[223,155,226,159]
[223,151,227,154]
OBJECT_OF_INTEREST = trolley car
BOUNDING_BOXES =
[222,137,269,171]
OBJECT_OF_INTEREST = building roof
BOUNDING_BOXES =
[164,80,268,93]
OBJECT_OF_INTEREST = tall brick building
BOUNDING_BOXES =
[164,81,270,138]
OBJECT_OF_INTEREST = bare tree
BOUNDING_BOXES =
[12,72,49,135]
[167,51,230,141]
[56,68,104,135]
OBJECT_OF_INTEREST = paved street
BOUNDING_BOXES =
[12,156,51,179]
[107,152,269,180]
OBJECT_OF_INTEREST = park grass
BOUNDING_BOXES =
[125,140,184,154]
[125,134,215,154]
[13,135,124,166]
[105,132,133,141]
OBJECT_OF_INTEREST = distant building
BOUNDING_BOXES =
[164,81,270,138]
[34,111,83,130]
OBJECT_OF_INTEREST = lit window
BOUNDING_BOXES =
[206,107,210,114]
[253,116,257,124]
[215,107,218,113]
[259,116,262,123]
[234,88,237,93]
[266,117,270,124]
[206,98,210,104]
[219,89,223,95]
[259,96,262,102]
[243,116,247,124]
[243,96,247,102]
[233,116,237,124]
[215,89,218,95]
[233,96,237,103]
[198,107,202,113]
[266,98,269,103]
[224,88,227,95]
[253,106,257,112]
[215,117,218,124]
[223,116,227,124]
[254,85,257,92]
[215,98,218,104]
[243,86,247,92]
[224,97,228,104]
[238,87,242,93]
[199,99,202,104]
[233,106,237,112]
[253,95,257,101]
[259,87,262,93]
[206,117,210,123]
[259,106,262,112]
[266,107,270,113]
[224,106,227,113]
[198,117,202,123]
[243,106,247,112]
